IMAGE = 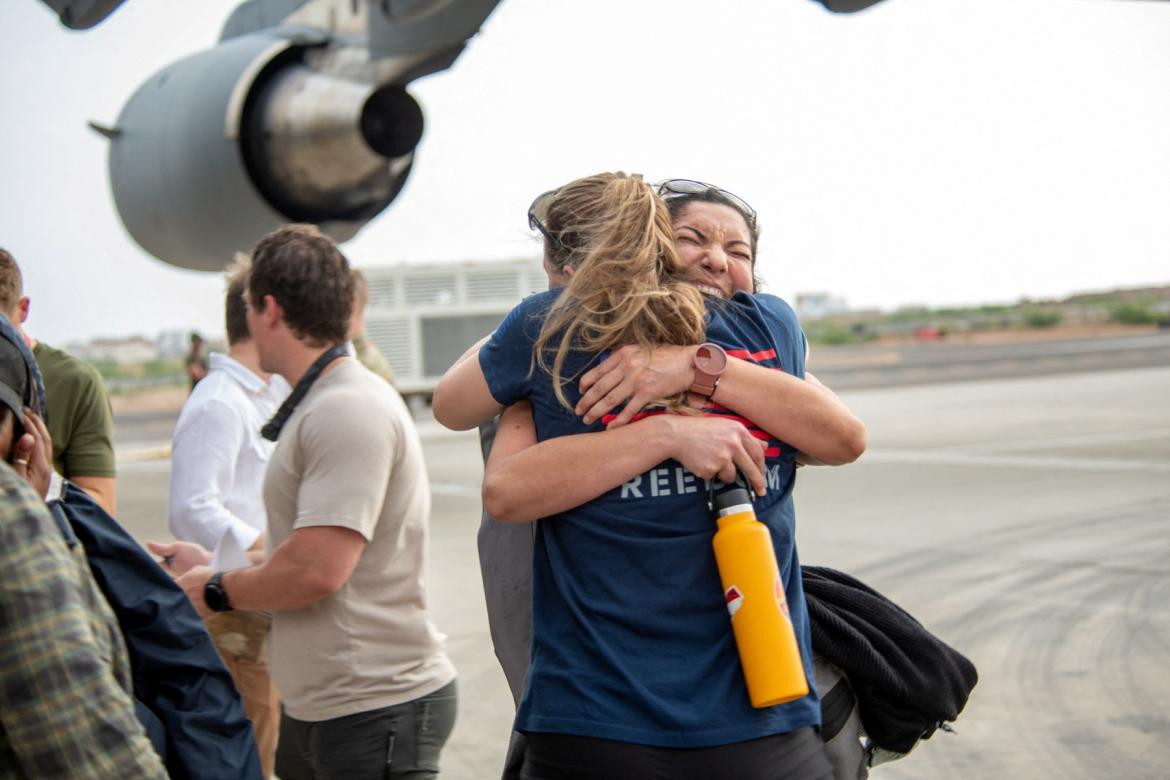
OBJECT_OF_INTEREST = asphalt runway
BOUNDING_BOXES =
[113,346,1170,779]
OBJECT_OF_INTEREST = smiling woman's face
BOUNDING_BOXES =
[672,201,755,298]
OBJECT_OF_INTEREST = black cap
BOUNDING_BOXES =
[0,314,41,424]
[711,484,753,514]
[0,330,29,421]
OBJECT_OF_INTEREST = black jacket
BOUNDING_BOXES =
[803,566,979,754]
[50,483,263,780]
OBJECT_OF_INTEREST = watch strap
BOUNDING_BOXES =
[205,571,233,612]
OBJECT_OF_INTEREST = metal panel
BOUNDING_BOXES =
[404,273,458,305]
[368,0,502,59]
[366,275,398,309]
[420,313,506,378]
[366,315,414,379]
[465,269,521,302]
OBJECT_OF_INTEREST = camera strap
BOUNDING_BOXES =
[261,342,349,441]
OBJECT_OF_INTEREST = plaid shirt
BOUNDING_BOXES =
[0,464,166,779]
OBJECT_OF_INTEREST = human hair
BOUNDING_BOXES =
[664,188,763,292]
[248,224,353,345]
[533,173,707,410]
[0,249,23,317]
[224,253,251,345]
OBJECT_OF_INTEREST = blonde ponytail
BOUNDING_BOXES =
[532,173,706,410]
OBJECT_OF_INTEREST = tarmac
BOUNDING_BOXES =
[111,333,1170,779]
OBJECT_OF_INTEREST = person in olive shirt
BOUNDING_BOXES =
[0,249,117,514]
[348,268,397,386]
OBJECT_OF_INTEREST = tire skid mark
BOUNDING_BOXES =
[833,501,1170,778]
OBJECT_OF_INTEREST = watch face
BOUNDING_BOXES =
[204,575,229,612]
[695,344,727,374]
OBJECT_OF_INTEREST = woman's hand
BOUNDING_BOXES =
[577,345,698,427]
[11,410,53,499]
[665,415,767,496]
[147,540,212,577]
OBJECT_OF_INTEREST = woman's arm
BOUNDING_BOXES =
[712,362,865,465]
[576,345,866,466]
[431,335,505,430]
[483,401,767,523]
[791,372,848,466]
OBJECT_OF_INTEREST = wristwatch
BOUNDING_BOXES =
[689,342,728,406]
[203,571,233,613]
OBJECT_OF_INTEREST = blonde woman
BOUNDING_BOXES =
[434,173,856,780]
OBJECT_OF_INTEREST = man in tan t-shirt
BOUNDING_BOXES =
[176,225,456,780]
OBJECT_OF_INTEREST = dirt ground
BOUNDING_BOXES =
[110,385,188,417]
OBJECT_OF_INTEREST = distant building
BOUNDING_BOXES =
[795,292,850,320]
[78,335,159,365]
[360,257,546,397]
[156,329,191,359]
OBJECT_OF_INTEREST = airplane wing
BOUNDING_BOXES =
[40,0,891,32]
[38,0,127,29]
[816,0,887,11]
[37,0,1166,271]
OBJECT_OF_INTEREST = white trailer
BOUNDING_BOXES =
[359,257,546,400]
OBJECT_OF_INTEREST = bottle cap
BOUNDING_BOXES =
[711,485,753,516]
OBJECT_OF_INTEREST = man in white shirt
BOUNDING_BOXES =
[165,256,289,777]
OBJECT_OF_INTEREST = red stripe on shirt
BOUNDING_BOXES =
[726,347,777,362]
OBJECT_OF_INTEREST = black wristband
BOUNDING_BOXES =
[204,571,233,612]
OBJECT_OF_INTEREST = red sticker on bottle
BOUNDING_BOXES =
[725,585,744,617]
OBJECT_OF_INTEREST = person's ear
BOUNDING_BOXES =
[263,295,284,328]
[17,297,29,325]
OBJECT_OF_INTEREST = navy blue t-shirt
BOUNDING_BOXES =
[479,289,819,748]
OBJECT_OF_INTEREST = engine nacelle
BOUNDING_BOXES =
[108,30,422,271]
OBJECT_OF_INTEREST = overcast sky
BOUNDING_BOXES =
[3,0,1169,345]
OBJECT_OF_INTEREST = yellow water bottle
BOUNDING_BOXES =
[711,484,809,708]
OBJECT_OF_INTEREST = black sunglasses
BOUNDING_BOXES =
[527,189,568,253]
[656,179,757,226]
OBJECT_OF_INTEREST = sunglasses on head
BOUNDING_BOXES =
[527,189,568,254]
[656,179,757,226]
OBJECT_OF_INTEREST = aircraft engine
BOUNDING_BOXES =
[106,30,424,271]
